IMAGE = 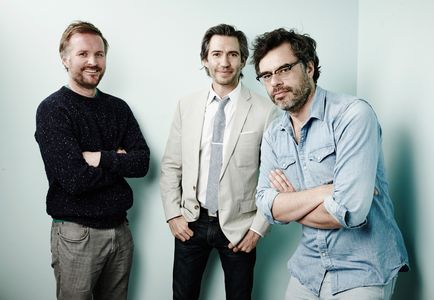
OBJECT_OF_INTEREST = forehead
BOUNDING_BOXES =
[258,43,296,72]
[208,35,240,53]
[67,33,104,52]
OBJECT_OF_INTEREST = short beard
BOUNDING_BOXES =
[74,68,105,90]
[273,73,312,113]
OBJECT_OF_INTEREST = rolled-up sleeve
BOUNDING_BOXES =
[256,128,287,225]
[324,100,380,228]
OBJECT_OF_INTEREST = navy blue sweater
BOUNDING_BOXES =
[35,86,150,228]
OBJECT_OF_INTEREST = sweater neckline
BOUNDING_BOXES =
[61,86,102,102]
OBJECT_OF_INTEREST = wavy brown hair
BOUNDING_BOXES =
[251,28,321,83]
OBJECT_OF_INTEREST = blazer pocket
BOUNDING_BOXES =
[235,132,260,167]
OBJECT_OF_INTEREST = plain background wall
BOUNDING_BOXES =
[358,1,434,299]
[0,0,430,299]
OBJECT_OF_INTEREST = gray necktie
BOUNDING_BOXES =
[205,96,230,214]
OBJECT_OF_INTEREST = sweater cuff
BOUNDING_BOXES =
[99,150,118,171]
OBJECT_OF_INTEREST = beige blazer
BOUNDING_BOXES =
[160,84,276,245]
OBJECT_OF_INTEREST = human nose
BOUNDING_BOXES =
[87,55,97,66]
[270,73,283,86]
[220,55,230,67]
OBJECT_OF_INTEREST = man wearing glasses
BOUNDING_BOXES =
[252,28,409,299]
[160,24,276,300]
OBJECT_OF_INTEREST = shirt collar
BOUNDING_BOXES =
[279,85,326,131]
[309,86,326,121]
[206,81,242,106]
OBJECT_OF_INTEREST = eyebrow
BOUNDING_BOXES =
[259,63,291,76]
[210,50,240,55]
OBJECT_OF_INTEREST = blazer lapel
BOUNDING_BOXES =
[220,85,252,179]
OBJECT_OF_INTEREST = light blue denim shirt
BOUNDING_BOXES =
[256,86,409,295]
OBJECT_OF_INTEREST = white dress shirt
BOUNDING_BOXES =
[197,82,241,209]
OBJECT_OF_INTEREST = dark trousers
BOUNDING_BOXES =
[173,209,256,300]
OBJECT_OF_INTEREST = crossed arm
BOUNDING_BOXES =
[257,101,381,230]
[268,169,341,229]
[36,102,150,195]
[82,148,127,167]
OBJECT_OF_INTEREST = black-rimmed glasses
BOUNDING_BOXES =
[256,60,302,84]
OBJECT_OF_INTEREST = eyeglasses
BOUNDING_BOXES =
[256,60,302,84]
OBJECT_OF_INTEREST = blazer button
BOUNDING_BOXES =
[374,188,379,196]
[194,205,200,210]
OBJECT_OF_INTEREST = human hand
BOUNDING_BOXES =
[168,216,194,242]
[117,148,127,154]
[228,230,260,253]
[82,151,101,167]
[269,169,295,193]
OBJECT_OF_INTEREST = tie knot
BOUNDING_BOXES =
[215,96,230,109]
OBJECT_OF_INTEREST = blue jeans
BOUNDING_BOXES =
[173,209,256,300]
[51,221,133,300]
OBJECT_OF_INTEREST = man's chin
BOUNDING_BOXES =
[76,78,102,90]
[272,99,290,111]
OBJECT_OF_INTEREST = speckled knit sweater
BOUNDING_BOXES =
[35,86,150,228]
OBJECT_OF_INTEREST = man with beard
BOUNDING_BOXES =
[160,24,275,300]
[35,21,150,299]
[252,28,409,299]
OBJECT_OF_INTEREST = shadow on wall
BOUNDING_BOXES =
[388,128,421,300]
[253,223,301,299]
[126,144,159,300]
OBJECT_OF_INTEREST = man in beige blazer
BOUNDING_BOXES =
[160,24,275,300]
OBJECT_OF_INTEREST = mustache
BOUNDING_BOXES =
[81,66,102,72]
[272,86,292,97]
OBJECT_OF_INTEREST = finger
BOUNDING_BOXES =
[184,227,194,237]
[268,174,277,189]
[179,231,191,241]
[269,171,286,191]
[180,226,194,240]
[269,174,279,190]
[272,170,288,187]
[275,169,295,192]
[241,246,251,253]
[175,233,186,242]
[275,169,290,185]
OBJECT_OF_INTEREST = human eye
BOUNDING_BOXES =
[261,73,272,81]
[277,66,291,75]
[212,52,221,57]
[77,51,87,57]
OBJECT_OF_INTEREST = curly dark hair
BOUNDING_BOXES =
[200,24,248,77]
[251,28,321,83]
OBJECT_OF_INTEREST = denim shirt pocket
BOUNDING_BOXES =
[278,156,296,170]
[277,156,298,188]
[307,144,335,183]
